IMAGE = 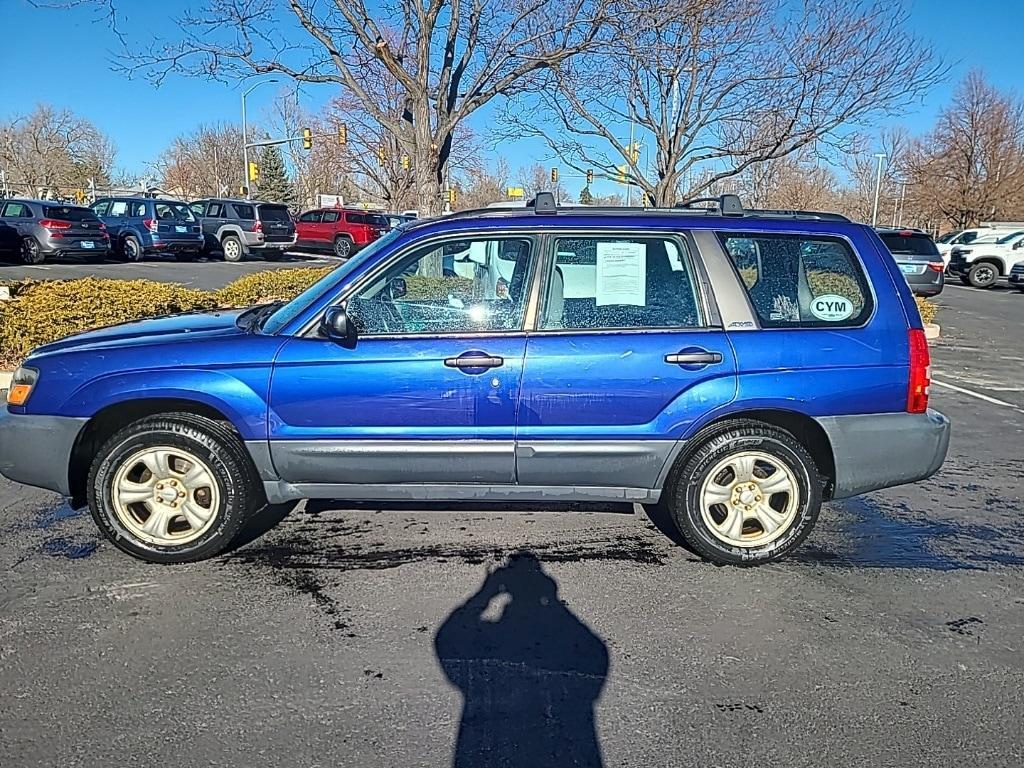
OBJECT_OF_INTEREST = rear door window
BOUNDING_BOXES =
[719,232,873,328]
[322,211,340,223]
[540,235,702,330]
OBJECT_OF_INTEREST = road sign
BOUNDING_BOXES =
[507,187,525,199]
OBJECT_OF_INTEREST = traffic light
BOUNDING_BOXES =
[338,124,348,145]
[302,127,313,150]
[239,185,248,195]
[628,142,640,164]
[586,169,593,185]
[550,167,558,184]
[641,192,650,207]
[377,146,386,166]
[248,161,259,182]
[401,155,410,170]
[447,189,456,205]
[617,165,627,183]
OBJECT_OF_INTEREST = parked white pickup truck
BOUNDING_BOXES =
[946,229,1024,287]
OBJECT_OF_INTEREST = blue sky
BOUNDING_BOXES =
[2,0,1023,196]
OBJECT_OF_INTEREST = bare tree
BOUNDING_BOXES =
[506,0,945,206]
[904,72,1024,228]
[0,105,115,198]
[99,0,611,218]
[152,123,247,199]
[720,149,840,212]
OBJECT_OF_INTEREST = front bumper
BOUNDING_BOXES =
[0,409,87,496]
[815,410,950,499]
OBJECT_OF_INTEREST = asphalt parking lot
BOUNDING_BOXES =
[1,282,1022,767]
[0,250,340,291]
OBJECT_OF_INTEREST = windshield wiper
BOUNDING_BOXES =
[238,301,285,333]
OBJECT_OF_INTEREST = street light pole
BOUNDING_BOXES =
[241,78,279,199]
[871,152,886,227]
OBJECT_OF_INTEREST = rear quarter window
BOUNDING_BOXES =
[718,232,873,328]
[232,204,255,220]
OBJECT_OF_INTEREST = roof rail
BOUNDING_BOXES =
[411,191,850,227]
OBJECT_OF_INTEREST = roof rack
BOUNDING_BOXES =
[415,192,851,226]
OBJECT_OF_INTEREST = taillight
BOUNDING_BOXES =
[97,222,107,232]
[252,221,262,233]
[38,219,71,230]
[907,328,930,414]
[142,218,159,232]
[927,262,944,272]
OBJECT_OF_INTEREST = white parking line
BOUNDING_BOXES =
[932,377,1024,413]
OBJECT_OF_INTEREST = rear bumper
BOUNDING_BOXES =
[149,236,204,253]
[0,409,87,496]
[816,410,950,499]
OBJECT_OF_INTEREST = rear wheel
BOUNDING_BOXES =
[20,237,44,264]
[663,422,821,565]
[333,235,352,259]
[87,413,264,563]
[967,261,999,288]
[222,235,244,262]
[122,235,143,262]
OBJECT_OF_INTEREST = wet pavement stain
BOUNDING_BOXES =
[34,504,84,530]
[40,537,98,559]
[275,568,356,635]
[793,496,1024,571]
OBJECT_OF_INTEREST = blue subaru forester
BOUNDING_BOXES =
[0,194,950,565]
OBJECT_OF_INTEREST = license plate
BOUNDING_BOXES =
[80,240,95,249]
[175,225,187,233]
[900,263,921,274]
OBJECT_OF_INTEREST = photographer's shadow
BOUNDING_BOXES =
[435,552,608,767]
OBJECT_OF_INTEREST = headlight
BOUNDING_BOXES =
[7,366,39,406]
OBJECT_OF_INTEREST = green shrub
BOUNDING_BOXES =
[0,278,215,365]
[403,275,474,301]
[216,266,334,307]
[916,296,937,325]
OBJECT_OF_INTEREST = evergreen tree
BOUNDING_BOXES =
[579,186,594,205]
[256,144,297,208]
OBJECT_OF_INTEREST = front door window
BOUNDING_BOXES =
[346,237,534,336]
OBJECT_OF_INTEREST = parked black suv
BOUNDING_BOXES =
[0,199,110,264]
[189,199,297,261]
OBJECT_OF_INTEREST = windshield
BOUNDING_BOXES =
[259,205,292,222]
[935,232,958,243]
[262,228,403,334]
[367,214,389,228]
[996,230,1024,244]
[43,205,97,221]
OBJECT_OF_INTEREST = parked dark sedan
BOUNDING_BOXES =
[875,228,945,297]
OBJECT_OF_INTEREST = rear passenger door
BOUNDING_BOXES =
[516,232,738,493]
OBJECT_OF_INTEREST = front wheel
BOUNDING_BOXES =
[87,413,263,563]
[663,423,821,565]
[967,262,999,288]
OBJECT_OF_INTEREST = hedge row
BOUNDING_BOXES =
[0,267,334,365]
[0,265,939,367]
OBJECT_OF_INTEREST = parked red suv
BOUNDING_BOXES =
[295,208,390,258]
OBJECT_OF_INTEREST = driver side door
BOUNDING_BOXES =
[268,232,537,488]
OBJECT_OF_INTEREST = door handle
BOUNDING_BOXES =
[665,351,723,365]
[444,354,504,369]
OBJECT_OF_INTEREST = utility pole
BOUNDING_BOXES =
[241,78,278,199]
[871,152,887,227]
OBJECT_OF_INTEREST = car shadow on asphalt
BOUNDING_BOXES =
[435,551,609,767]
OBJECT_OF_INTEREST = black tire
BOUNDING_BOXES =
[122,234,143,262]
[21,237,44,264]
[222,235,244,262]
[87,412,264,564]
[967,261,999,288]
[662,421,822,566]
[333,235,353,259]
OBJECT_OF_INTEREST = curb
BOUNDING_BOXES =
[924,323,941,340]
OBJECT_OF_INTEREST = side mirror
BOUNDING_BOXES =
[1013,241,1022,250]
[319,306,355,346]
